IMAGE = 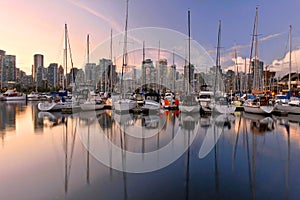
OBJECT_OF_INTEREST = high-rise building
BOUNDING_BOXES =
[184,63,195,92]
[167,64,176,92]
[97,58,113,91]
[0,50,6,89]
[249,59,264,91]
[85,63,96,86]
[47,63,58,89]
[142,59,156,91]
[157,59,168,89]
[2,55,16,87]
[58,65,64,88]
[33,54,44,82]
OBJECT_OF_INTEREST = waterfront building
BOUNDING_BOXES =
[141,59,157,92]
[0,50,5,89]
[263,68,276,92]
[36,65,47,89]
[97,58,113,91]
[57,65,64,89]
[157,59,168,91]
[278,72,300,94]
[224,69,235,94]
[2,55,16,88]
[183,63,195,90]
[33,54,44,83]
[47,63,58,89]
[167,64,176,92]
[249,59,264,91]
[85,63,96,87]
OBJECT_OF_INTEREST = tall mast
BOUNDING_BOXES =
[110,29,113,93]
[247,7,258,92]
[87,34,90,64]
[173,50,175,92]
[121,0,129,98]
[252,7,261,91]
[64,24,68,91]
[235,47,239,92]
[188,9,191,94]
[142,41,145,63]
[288,25,292,93]
[214,20,221,97]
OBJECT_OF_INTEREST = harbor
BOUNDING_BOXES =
[1,1,300,199]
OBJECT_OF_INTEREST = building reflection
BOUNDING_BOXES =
[0,102,26,143]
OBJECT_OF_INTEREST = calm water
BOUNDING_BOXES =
[0,102,300,200]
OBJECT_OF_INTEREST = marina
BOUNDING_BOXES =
[1,1,300,199]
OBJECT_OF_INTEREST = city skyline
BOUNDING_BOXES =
[1,0,300,77]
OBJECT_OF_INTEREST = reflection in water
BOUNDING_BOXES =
[0,102,26,145]
[1,104,300,200]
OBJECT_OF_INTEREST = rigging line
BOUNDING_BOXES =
[67,27,75,84]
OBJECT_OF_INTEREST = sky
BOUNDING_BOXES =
[1,0,300,77]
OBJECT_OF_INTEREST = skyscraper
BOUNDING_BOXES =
[33,54,44,82]
[0,50,5,89]
[2,55,16,87]
[47,63,58,89]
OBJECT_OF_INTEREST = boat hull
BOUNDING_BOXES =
[80,102,105,111]
[276,104,300,114]
[142,100,160,111]
[113,99,137,112]
[244,105,273,114]
[179,104,200,113]
[2,96,26,101]
[212,104,236,114]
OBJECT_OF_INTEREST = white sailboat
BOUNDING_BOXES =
[80,34,104,111]
[0,89,26,101]
[113,0,137,113]
[275,25,300,114]
[244,7,273,115]
[178,9,200,113]
[38,24,79,112]
[210,21,236,114]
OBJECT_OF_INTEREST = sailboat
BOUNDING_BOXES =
[38,24,79,112]
[275,25,300,114]
[80,34,104,111]
[113,0,137,113]
[178,9,200,113]
[209,21,236,114]
[243,7,274,115]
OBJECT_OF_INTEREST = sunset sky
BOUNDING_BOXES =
[1,0,300,77]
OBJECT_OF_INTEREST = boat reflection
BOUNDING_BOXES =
[199,114,235,159]
[243,112,275,134]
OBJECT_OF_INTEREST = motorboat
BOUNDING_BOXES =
[198,91,213,113]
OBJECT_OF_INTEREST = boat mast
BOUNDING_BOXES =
[63,24,68,91]
[288,25,292,94]
[110,29,113,94]
[252,7,261,91]
[188,9,191,94]
[214,20,221,97]
[234,47,239,93]
[121,0,129,99]
[247,7,257,93]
